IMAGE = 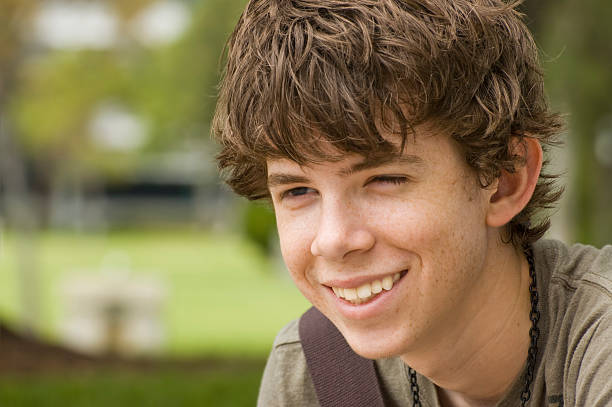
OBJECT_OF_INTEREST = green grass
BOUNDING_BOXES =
[0,364,265,406]
[0,227,309,357]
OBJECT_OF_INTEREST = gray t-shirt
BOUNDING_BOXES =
[257,240,612,406]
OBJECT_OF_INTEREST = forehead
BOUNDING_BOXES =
[266,130,462,182]
[270,123,448,162]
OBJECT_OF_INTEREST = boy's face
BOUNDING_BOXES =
[267,127,496,359]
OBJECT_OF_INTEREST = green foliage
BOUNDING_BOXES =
[540,0,612,246]
[6,0,249,180]
[242,202,277,256]
[133,0,248,148]
[10,51,136,175]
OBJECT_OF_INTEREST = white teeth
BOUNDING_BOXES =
[357,283,372,299]
[371,279,382,294]
[331,272,403,304]
[344,288,357,301]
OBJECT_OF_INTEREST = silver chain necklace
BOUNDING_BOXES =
[409,245,540,406]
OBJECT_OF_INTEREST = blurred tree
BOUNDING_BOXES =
[9,0,248,186]
[520,0,557,39]
[0,0,40,335]
[132,0,247,150]
[11,51,138,179]
[539,0,612,246]
[242,202,277,256]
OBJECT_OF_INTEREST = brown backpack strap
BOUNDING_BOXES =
[299,306,386,407]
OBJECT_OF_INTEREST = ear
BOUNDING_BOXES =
[486,137,543,228]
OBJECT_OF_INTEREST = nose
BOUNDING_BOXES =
[310,199,375,260]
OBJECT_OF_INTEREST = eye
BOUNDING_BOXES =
[281,186,316,200]
[368,175,409,186]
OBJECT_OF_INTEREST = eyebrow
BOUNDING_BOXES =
[267,154,424,189]
[339,154,424,176]
[267,174,311,189]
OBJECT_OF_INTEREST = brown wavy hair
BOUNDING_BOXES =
[213,0,564,248]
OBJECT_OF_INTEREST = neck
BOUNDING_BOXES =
[401,239,532,406]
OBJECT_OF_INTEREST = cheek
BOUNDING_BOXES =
[368,197,459,246]
[277,221,324,307]
[404,193,488,292]
[276,214,315,281]
[370,184,487,260]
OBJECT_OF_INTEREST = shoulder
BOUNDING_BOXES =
[535,239,612,282]
[535,240,612,404]
[535,239,612,333]
[272,318,301,347]
[257,319,318,407]
[535,239,612,301]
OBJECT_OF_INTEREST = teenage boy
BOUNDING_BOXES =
[213,1,612,406]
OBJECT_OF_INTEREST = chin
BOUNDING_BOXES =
[341,328,413,360]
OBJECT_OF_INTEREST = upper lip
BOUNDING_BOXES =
[321,270,407,289]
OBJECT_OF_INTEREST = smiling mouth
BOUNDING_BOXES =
[330,270,408,305]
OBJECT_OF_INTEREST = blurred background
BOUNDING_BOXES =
[0,0,610,405]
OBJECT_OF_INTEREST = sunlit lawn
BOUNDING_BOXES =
[0,227,309,357]
[0,366,264,407]
[0,228,309,405]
